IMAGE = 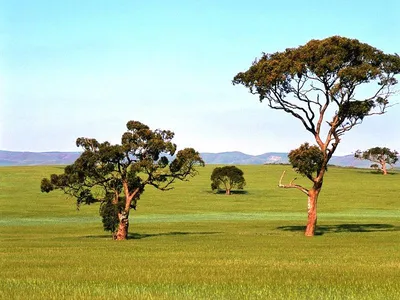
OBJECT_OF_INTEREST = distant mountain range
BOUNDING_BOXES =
[0,151,81,166]
[201,151,382,168]
[2,150,398,169]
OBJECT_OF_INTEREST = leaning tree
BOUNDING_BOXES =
[355,147,399,175]
[41,120,204,240]
[233,36,400,236]
[211,165,246,195]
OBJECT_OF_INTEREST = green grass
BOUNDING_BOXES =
[0,165,399,299]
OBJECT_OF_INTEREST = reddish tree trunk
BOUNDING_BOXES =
[226,189,231,195]
[304,185,321,237]
[381,161,388,175]
[113,186,140,240]
[115,212,129,240]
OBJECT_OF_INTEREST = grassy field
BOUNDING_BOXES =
[0,165,399,299]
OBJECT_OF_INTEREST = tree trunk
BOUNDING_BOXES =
[381,161,388,175]
[304,185,321,237]
[226,189,231,195]
[114,185,139,240]
[115,211,129,240]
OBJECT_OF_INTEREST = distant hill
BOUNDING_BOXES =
[201,151,288,165]
[0,151,81,166]
[0,150,398,168]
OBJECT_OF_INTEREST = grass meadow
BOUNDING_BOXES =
[0,165,399,299]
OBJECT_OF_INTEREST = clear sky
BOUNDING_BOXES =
[2,0,400,155]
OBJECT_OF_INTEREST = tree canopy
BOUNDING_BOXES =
[41,120,204,240]
[233,36,400,161]
[355,147,399,175]
[233,36,400,236]
[288,143,324,180]
[211,166,246,195]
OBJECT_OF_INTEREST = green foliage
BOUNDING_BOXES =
[233,35,400,155]
[40,178,53,193]
[233,36,400,103]
[40,120,204,237]
[370,163,379,170]
[338,100,375,121]
[210,166,246,194]
[288,143,324,179]
[99,193,123,233]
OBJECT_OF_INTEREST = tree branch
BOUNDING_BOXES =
[278,171,309,195]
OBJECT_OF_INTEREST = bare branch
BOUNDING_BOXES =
[278,171,309,195]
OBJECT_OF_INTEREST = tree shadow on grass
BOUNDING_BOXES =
[84,231,221,240]
[355,170,399,176]
[277,224,400,235]
[129,231,221,240]
[206,190,249,195]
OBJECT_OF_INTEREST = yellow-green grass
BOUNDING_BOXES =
[0,165,399,299]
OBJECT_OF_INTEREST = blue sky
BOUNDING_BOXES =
[2,0,400,155]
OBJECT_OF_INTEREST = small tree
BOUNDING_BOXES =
[41,120,204,240]
[355,147,399,175]
[211,166,246,195]
[233,36,400,236]
[370,164,380,172]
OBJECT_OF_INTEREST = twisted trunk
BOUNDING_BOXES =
[115,211,129,240]
[114,184,140,240]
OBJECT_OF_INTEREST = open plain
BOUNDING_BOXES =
[0,165,399,299]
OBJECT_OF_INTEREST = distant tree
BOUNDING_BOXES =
[233,36,400,236]
[211,166,246,195]
[41,120,204,240]
[370,163,380,171]
[355,147,399,175]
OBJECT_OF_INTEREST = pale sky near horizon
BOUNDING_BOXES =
[1,0,400,155]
